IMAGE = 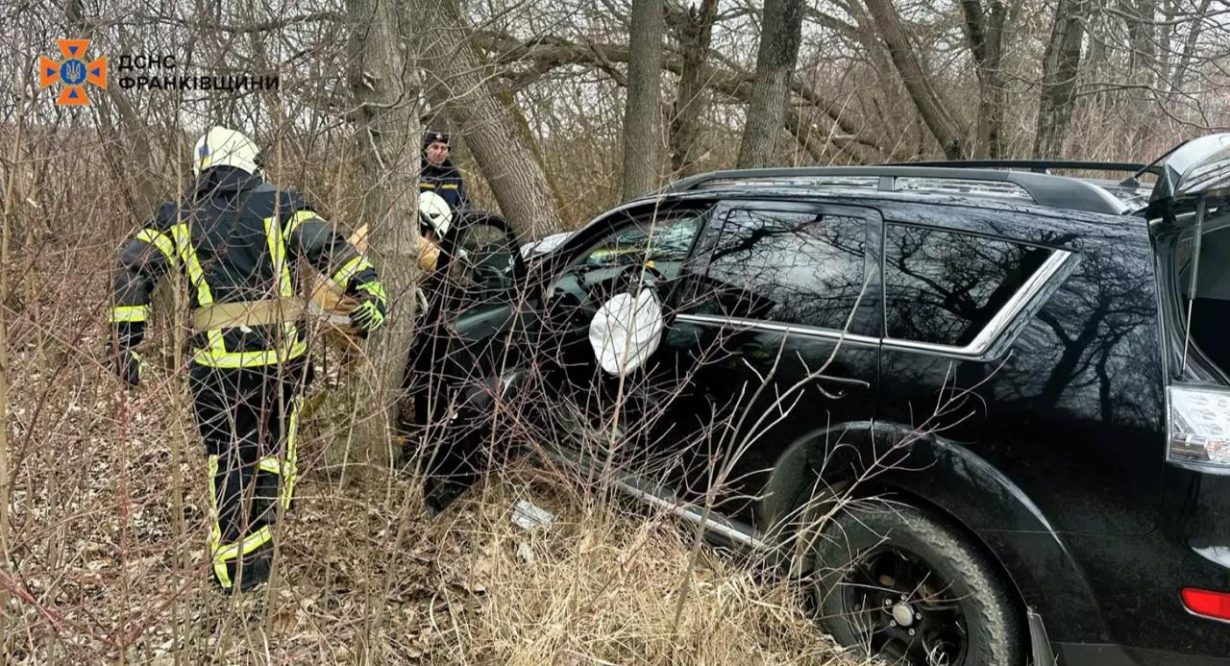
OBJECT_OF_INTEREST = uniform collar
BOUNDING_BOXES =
[194,166,262,195]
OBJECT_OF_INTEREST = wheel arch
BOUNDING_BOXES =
[758,420,1109,645]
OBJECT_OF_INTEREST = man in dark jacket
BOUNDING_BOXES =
[420,130,470,210]
[107,127,387,592]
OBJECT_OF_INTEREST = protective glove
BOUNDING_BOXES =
[346,283,388,337]
[113,349,144,388]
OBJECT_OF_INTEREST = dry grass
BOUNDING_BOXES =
[0,324,860,664]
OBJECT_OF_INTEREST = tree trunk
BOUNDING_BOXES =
[863,0,968,159]
[412,0,564,238]
[668,0,718,177]
[737,0,806,168]
[1120,0,1160,145]
[346,0,420,464]
[1033,0,1088,158]
[621,0,665,199]
[959,0,1008,158]
[1168,0,1213,96]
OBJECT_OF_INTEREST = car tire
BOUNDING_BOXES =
[810,501,1025,666]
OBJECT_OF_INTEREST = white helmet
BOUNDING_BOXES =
[192,126,261,176]
[419,190,453,236]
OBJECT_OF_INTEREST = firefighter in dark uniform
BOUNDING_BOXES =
[107,127,388,592]
[420,130,469,210]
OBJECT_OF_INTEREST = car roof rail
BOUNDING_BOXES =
[662,165,1131,215]
[886,159,1161,177]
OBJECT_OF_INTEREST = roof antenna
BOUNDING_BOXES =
[1181,195,1207,376]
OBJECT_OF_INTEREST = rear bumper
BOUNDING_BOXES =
[1056,643,1230,666]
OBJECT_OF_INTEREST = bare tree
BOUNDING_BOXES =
[959,0,1009,157]
[622,0,666,199]
[737,0,806,168]
[863,0,968,159]
[668,0,719,177]
[1034,0,1090,158]
[347,0,422,460]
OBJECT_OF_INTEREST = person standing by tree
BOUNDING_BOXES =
[420,130,470,210]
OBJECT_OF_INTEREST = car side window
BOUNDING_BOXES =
[572,213,703,278]
[693,209,868,330]
[448,221,518,294]
[883,224,1052,347]
[543,210,706,310]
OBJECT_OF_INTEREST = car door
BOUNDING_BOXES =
[661,200,883,528]
[532,203,714,452]
[409,211,526,512]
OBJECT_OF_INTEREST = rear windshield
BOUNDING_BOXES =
[1169,205,1230,379]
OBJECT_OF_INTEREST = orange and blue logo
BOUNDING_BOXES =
[39,39,107,106]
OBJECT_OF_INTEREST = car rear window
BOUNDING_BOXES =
[884,224,1052,347]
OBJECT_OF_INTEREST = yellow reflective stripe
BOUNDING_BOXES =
[263,216,294,298]
[440,183,458,190]
[206,455,231,589]
[258,456,283,475]
[419,183,436,190]
[191,338,308,369]
[356,281,387,304]
[134,228,177,265]
[172,223,227,359]
[171,224,212,305]
[283,395,302,511]
[212,525,273,563]
[263,215,301,358]
[329,255,373,291]
[110,305,149,323]
[282,210,318,242]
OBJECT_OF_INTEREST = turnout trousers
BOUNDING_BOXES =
[188,359,310,592]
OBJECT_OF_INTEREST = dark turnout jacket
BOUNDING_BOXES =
[110,166,383,368]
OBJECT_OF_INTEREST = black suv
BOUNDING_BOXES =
[400,135,1230,666]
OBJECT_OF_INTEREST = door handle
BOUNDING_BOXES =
[815,374,871,390]
[814,374,870,399]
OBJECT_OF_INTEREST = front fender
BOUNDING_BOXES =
[761,420,1111,644]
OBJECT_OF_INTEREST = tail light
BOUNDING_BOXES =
[1167,386,1230,467]
[1181,588,1230,621]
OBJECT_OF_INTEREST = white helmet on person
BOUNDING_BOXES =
[419,190,453,236]
[192,126,262,176]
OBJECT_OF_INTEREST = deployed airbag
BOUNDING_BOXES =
[588,290,664,377]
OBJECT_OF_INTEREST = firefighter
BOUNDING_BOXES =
[106,127,388,593]
[420,131,470,210]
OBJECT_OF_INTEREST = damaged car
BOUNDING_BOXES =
[399,134,1230,666]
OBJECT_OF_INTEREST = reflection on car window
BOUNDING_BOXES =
[884,224,1051,346]
[696,210,867,330]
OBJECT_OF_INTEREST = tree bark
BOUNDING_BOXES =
[737,0,806,168]
[1168,0,1213,96]
[668,0,718,177]
[621,0,665,199]
[863,0,968,159]
[411,0,564,238]
[959,0,1008,158]
[347,0,420,463]
[1033,0,1088,158]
